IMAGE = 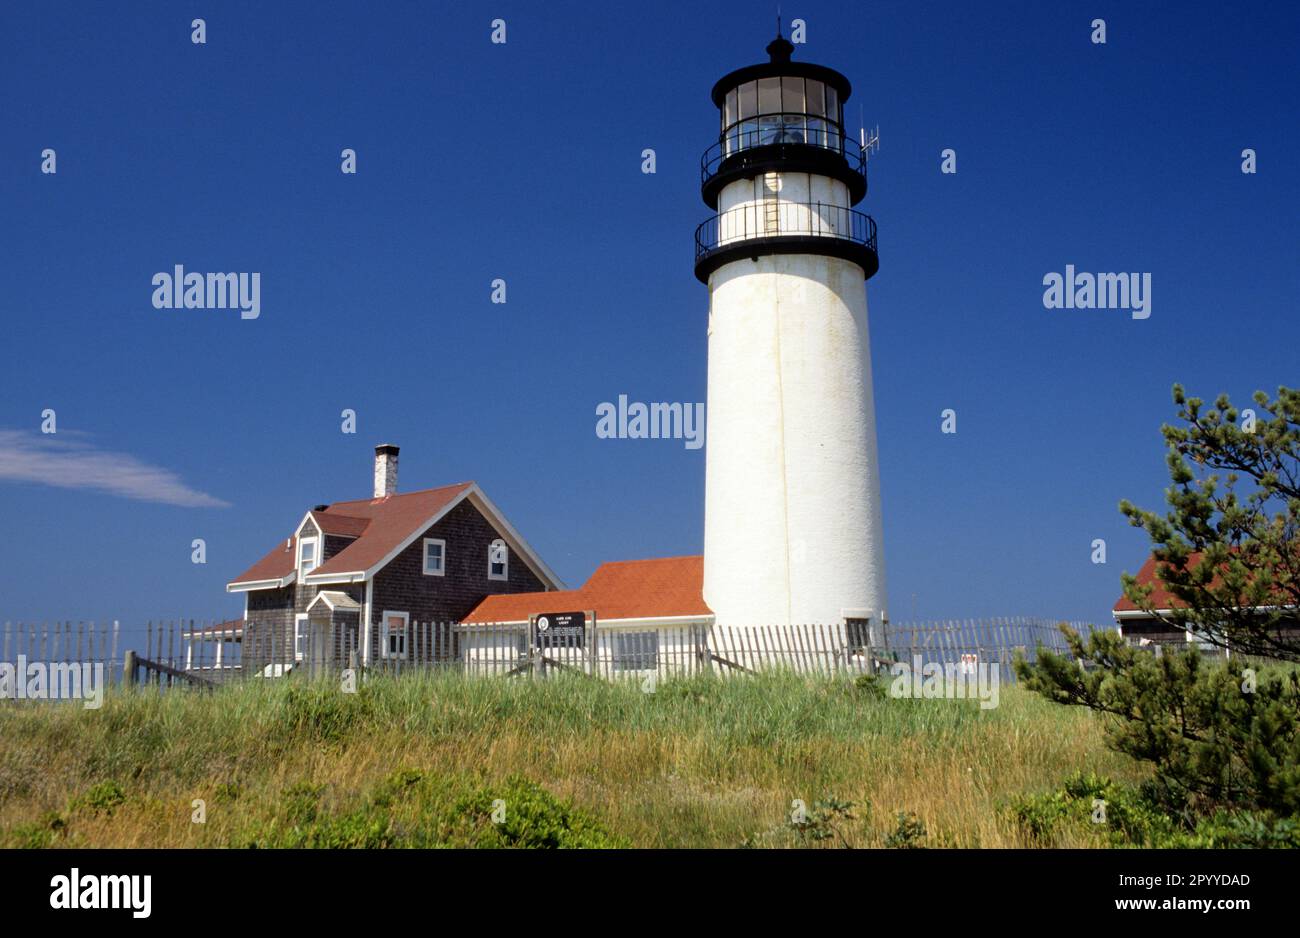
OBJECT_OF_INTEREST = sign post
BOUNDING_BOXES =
[528,611,590,676]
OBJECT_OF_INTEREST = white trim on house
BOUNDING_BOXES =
[294,613,310,662]
[226,572,297,593]
[292,512,321,540]
[1113,603,1298,621]
[297,536,320,579]
[467,486,564,589]
[488,539,508,581]
[380,610,409,660]
[362,579,374,665]
[422,537,447,576]
[1113,609,1177,619]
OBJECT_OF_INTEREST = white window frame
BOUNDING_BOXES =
[297,536,320,578]
[422,537,446,576]
[381,610,409,660]
[488,539,508,581]
[294,613,310,662]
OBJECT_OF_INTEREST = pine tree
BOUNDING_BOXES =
[1017,384,1300,819]
[1118,384,1300,660]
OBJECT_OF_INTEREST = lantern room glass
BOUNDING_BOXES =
[720,76,844,156]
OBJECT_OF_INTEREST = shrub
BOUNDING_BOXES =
[852,673,887,699]
[1006,772,1299,848]
[884,811,928,848]
[1007,772,1172,846]
[70,780,127,815]
[789,797,858,847]
[2,812,66,849]
[451,775,627,848]
[273,685,375,744]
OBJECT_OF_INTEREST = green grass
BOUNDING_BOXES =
[0,670,1142,847]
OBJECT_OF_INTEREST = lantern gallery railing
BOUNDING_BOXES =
[694,200,877,262]
[701,112,867,188]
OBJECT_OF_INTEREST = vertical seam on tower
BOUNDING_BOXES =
[770,262,793,624]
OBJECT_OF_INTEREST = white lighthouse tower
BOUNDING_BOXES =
[697,34,887,649]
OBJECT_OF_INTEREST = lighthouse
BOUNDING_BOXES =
[696,34,887,644]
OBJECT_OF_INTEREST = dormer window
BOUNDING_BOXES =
[423,538,446,576]
[488,539,508,581]
[297,537,319,578]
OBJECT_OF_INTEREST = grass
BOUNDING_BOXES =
[0,670,1143,847]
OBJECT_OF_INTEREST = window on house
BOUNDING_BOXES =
[294,614,309,662]
[613,631,659,671]
[423,538,446,576]
[381,611,408,659]
[297,537,319,578]
[488,539,508,581]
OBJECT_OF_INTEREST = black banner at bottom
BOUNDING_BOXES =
[0,848,1282,925]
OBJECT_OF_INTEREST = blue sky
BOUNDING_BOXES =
[1,0,1296,628]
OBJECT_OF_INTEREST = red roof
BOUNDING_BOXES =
[1114,549,1298,613]
[311,511,370,538]
[1114,554,1182,612]
[229,538,297,586]
[464,555,711,623]
[311,484,473,577]
[229,483,473,586]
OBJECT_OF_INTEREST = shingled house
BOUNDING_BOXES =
[1114,551,1299,655]
[226,444,563,672]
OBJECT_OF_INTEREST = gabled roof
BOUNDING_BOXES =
[307,590,362,613]
[310,483,474,578]
[228,482,562,592]
[464,555,711,624]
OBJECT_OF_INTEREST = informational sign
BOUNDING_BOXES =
[532,612,586,649]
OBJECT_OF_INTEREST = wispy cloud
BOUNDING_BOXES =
[0,429,229,508]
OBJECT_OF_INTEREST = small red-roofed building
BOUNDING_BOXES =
[461,555,716,674]
[1113,551,1300,654]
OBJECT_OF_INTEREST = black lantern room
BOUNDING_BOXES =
[694,35,878,283]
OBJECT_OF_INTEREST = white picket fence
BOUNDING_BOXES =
[0,616,1102,690]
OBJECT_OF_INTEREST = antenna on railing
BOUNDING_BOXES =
[861,123,881,161]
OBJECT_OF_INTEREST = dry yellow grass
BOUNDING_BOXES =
[0,671,1139,847]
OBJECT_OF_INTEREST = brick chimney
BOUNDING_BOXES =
[373,444,399,498]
